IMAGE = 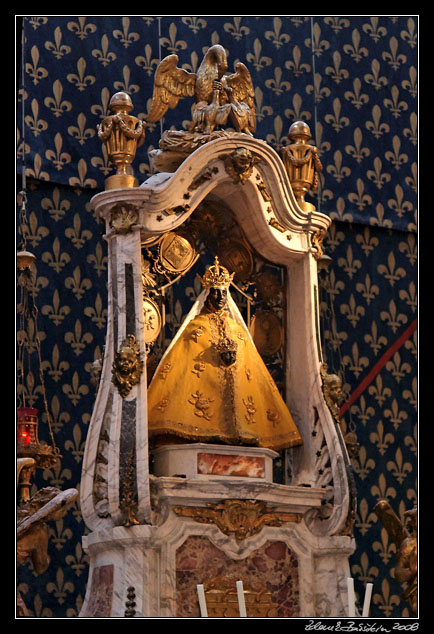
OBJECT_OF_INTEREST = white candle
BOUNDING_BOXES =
[236,580,247,617]
[196,584,208,617]
[347,577,356,617]
[362,583,373,617]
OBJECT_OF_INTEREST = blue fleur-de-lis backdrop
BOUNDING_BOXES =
[17,16,417,617]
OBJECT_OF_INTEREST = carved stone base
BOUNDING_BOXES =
[152,443,278,482]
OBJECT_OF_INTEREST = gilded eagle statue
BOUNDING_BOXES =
[145,44,256,135]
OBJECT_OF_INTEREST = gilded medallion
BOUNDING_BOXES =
[158,232,196,274]
[143,296,161,344]
[249,310,283,357]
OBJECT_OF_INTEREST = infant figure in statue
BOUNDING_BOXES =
[147,257,302,451]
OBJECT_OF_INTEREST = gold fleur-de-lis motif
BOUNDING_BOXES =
[355,273,380,305]
[44,79,72,118]
[92,34,117,67]
[364,59,388,91]
[65,266,92,301]
[41,289,71,326]
[25,45,48,84]
[400,17,417,48]
[380,299,408,333]
[354,497,378,536]
[113,17,140,47]
[84,293,107,330]
[364,320,387,356]
[65,213,93,249]
[20,210,49,248]
[16,370,43,407]
[370,203,393,229]
[343,29,368,63]
[49,517,73,550]
[344,78,369,110]
[265,115,288,151]
[362,17,387,42]
[345,127,370,163]
[405,161,417,194]
[388,182,414,218]
[385,135,408,170]
[46,568,75,605]
[264,17,290,48]
[372,529,397,566]
[91,143,112,176]
[366,157,391,190]
[306,72,331,103]
[41,237,71,273]
[160,22,188,53]
[224,16,250,41]
[355,226,379,257]
[377,251,406,287]
[340,294,365,329]
[324,97,349,132]
[305,22,330,56]
[181,16,207,34]
[398,233,417,266]
[284,45,310,77]
[403,376,417,411]
[371,471,397,502]
[348,178,372,211]
[113,65,140,95]
[64,423,86,463]
[368,375,392,408]
[403,111,417,146]
[264,67,291,95]
[64,319,94,356]
[65,542,89,577]
[382,36,407,70]
[24,98,48,136]
[404,424,417,457]
[67,16,97,40]
[41,187,71,222]
[342,341,369,377]
[45,25,71,59]
[45,132,72,171]
[372,584,403,619]
[365,105,390,139]
[399,281,417,314]
[135,43,160,77]
[17,318,46,356]
[352,445,376,480]
[385,351,412,383]
[383,399,409,431]
[246,38,272,71]
[326,150,351,183]
[87,241,108,277]
[44,395,70,434]
[67,57,96,91]
[253,87,273,123]
[383,85,408,119]
[351,552,379,586]
[369,420,395,455]
[401,65,417,98]
[62,370,90,406]
[324,16,350,33]
[338,245,362,279]
[90,87,111,119]
[284,93,312,125]
[325,51,349,84]
[350,395,376,426]
[42,455,72,488]
[386,447,413,485]
[68,158,97,189]
[28,17,48,30]
[67,112,95,145]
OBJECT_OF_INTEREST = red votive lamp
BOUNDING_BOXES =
[17,407,39,447]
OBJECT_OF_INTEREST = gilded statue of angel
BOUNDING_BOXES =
[145,44,256,135]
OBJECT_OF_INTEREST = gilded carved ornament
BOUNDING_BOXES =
[109,202,139,234]
[112,334,143,398]
[219,147,261,184]
[204,573,278,618]
[173,499,302,541]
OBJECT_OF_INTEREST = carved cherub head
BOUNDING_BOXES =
[112,335,143,398]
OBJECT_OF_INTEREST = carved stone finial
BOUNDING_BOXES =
[281,121,323,211]
[97,92,146,190]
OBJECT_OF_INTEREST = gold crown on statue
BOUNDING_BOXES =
[199,257,235,289]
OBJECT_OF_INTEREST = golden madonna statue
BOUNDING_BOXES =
[148,258,302,451]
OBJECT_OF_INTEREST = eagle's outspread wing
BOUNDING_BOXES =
[145,54,196,123]
[225,62,256,133]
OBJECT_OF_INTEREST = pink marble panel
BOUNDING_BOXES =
[176,536,299,618]
[197,452,265,478]
[86,564,114,617]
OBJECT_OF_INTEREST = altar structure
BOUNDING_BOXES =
[79,46,357,618]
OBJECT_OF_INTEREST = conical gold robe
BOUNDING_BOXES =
[147,307,302,451]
